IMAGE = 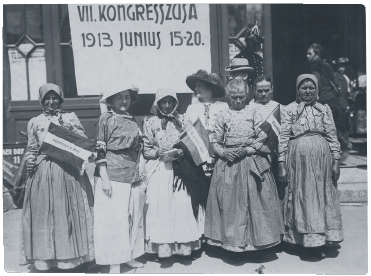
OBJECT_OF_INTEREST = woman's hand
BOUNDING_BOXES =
[175,149,184,161]
[277,162,288,184]
[26,155,36,173]
[102,179,112,198]
[234,147,247,158]
[223,149,238,162]
[156,148,167,158]
[332,159,340,186]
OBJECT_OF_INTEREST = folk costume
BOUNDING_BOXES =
[20,84,95,271]
[143,88,207,258]
[205,106,284,252]
[278,74,343,247]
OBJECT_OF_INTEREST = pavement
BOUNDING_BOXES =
[3,145,368,273]
[3,205,368,274]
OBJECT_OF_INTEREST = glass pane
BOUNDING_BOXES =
[227,4,265,90]
[28,48,47,100]
[8,49,28,100]
[25,4,43,43]
[5,5,25,44]
[59,4,71,43]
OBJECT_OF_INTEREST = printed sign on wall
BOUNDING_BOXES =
[68,4,212,95]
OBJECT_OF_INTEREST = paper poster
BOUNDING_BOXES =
[68,4,212,95]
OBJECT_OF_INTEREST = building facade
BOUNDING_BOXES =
[3,4,366,143]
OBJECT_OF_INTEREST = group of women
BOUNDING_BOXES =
[20,71,343,272]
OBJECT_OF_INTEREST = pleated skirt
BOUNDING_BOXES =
[19,157,95,270]
[282,134,343,247]
[144,160,203,258]
[205,155,284,252]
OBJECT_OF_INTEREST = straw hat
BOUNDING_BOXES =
[225,58,254,73]
[186,70,225,98]
[100,86,139,105]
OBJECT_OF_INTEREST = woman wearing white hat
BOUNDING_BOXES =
[94,87,146,272]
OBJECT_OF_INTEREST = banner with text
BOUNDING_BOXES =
[69,4,212,95]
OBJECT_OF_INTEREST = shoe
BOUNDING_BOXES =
[109,264,120,274]
[125,260,144,268]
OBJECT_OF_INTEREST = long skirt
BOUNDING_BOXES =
[94,178,145,265]
[205,155,284,252]
[19,157,95,271]
[144,159,202,258]
[282,134,343,247]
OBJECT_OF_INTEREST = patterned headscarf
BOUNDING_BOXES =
[150,87,182,130]
[295,74,325,121]
[39,83,64,119]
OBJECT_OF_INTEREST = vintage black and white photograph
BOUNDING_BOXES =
[2,2,367,274]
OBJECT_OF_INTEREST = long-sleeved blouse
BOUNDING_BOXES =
[278,102,341,162]
[26,112,87,159]
[211,106,266,157]
[94,111,142,183]
[142,114,191,159]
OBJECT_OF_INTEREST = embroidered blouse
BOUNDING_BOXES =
[142,114,191,160]
[94,111,142,183]
[185,101,229,133]
[278,102,341,162]
[211,106,266,157]
[26,112,87,159]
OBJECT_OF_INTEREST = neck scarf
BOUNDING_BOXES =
[39,83,64,122]
[151,87,183,130]
[295,74,326,121]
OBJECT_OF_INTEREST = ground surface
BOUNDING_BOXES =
[4,205,367,274]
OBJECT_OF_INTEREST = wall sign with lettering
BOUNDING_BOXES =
[69,4,212,96]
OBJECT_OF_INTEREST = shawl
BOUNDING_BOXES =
[172,142,210,220]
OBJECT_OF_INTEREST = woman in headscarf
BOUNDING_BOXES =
[20,84,95,271]
[94,86,146,272]
[143,87,208,260]
[277,74,343,259]
[205,79,283,264]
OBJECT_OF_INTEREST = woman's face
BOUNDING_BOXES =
[158,96,176,114]
[255,80,272,105]
[298,80,316,103]
[195,81,213,100]
[229,90,247,110]
[43,91,62,111]
[111,91,131,113]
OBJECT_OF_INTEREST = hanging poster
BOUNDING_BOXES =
[68,4,212,95]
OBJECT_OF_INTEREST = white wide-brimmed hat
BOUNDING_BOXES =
[225,58,254,73]
[100,86,139,105]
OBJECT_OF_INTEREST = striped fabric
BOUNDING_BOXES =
[39,122,96,172]
[178,118,211,166]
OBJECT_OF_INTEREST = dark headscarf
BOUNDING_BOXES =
[39,83,64,118]
[295,74,326,121]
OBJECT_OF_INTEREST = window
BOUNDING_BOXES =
[4,4,78,101]
[5,4,46,100]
